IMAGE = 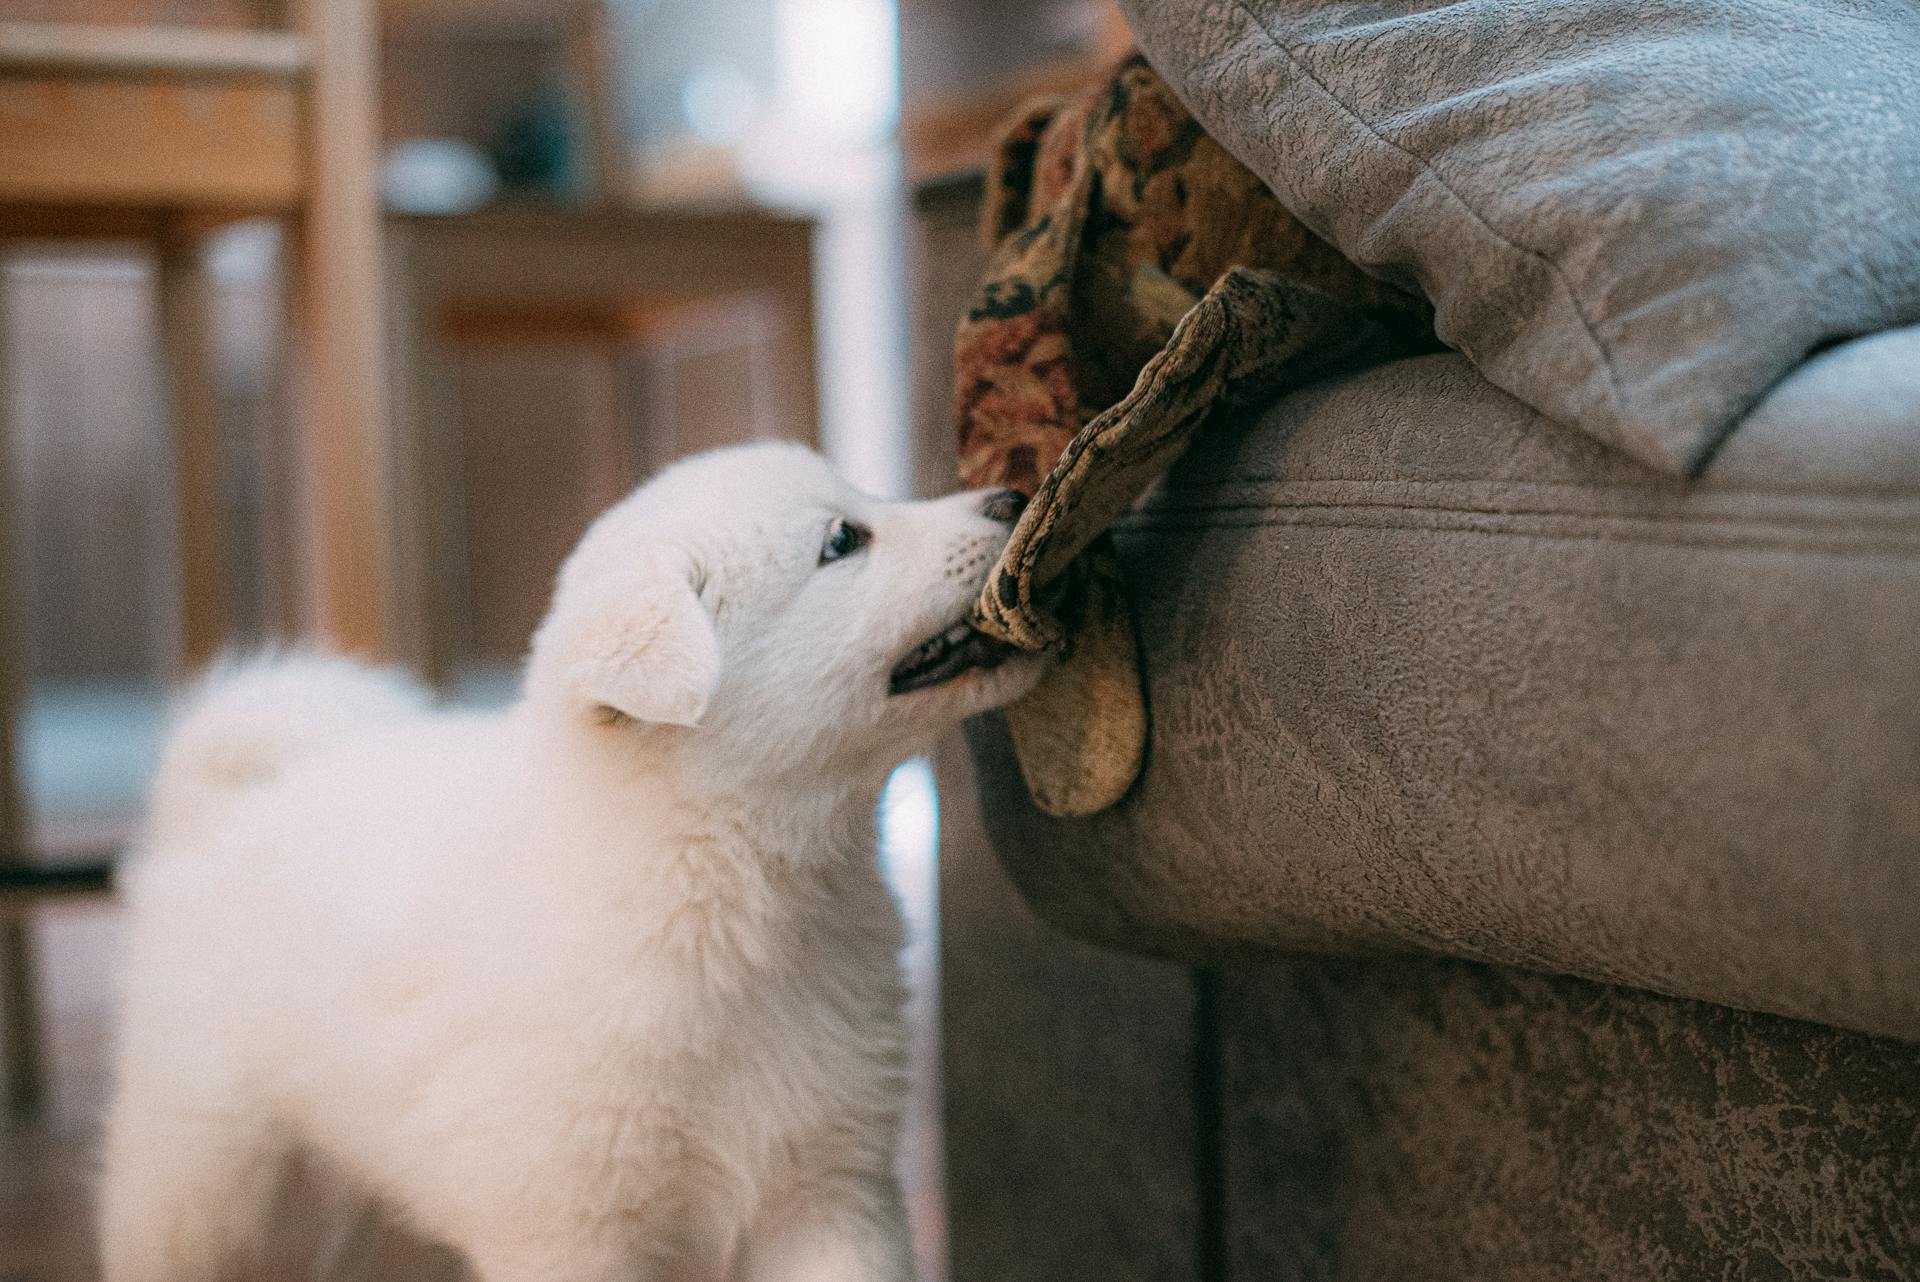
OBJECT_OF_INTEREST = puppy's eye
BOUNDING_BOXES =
[819,517,871,564]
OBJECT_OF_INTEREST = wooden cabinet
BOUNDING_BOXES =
[384,205,819,677]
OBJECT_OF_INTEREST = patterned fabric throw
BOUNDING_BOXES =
[956,54,1432,816]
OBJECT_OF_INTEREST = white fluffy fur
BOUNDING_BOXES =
[98,443,1041,1282]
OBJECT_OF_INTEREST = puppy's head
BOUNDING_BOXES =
[526,443,1044,780]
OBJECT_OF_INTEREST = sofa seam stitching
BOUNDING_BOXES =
[1159,475,1920,504]
[1124,511,1920,556]
[1144,494,1920,526]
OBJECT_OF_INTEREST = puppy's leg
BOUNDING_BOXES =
[95,1099,284,1282]
[737,1174,914,1282]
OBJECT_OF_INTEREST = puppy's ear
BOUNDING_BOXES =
[541,563,720,727]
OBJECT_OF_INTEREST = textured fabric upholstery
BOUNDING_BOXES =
[1214,956,1920,1279]
[1115,0,1920,475]
[969,325,1920,1043]
[915,167,1920,1281]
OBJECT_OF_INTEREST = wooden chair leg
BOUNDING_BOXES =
[0,252,44,1119]
[2,915,44,1118]
[157,223,229,674]
[287,0,396,662]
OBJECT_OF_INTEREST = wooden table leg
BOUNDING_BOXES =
[380,224,466,684]
[772,251,822,451]
[578,344,633,517]
[564,0,626,206]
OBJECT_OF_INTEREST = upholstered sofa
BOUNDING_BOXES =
[919,4,1920,1277]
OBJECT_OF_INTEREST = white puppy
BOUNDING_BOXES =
[98,443,1041,1282]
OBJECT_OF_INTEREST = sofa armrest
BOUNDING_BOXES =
[970,328,1920,1042]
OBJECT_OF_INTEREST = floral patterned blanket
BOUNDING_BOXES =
[956,54,1433,815]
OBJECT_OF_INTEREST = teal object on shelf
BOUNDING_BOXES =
[491,82,590,203]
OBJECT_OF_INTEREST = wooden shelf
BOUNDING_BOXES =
[380,0,574,39]
[0,21,309,81]
[0,75,305,212]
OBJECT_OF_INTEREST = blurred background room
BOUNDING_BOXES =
[0,1,1129,1277]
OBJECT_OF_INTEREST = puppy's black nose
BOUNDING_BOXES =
[980,488,1028,524]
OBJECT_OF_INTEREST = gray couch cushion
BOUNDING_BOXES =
[1116,0,1920,476]
[969,325,1920,1043]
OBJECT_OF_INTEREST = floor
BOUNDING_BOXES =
[2,684,951,1281]
[1,903,116,1282]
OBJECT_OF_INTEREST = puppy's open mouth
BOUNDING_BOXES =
[888,621,1014,695]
